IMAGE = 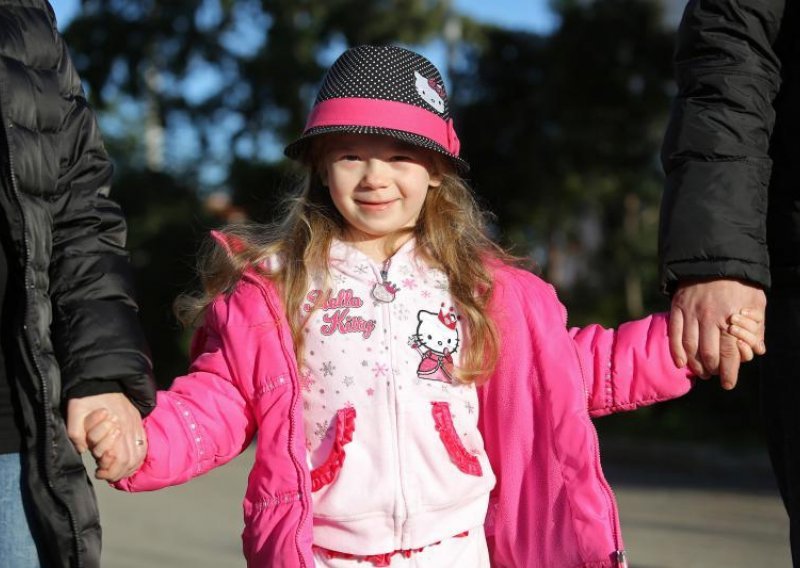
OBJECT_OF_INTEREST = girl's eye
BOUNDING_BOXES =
[391,155,412,162]
[342,154,360,161]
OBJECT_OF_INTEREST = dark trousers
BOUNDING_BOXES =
[762,288,800,566]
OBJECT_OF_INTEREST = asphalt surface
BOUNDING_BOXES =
[89,442,791,567]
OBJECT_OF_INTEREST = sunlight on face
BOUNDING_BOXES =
[320,134,442,260]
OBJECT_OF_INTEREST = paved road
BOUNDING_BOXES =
[89,443,791,567]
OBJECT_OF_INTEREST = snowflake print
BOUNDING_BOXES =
[421,290,431,299]
[321,361,336,377]
[300,369,315,392]
[366,388,375,397]
[343,376,355,387]
[355,264,369,274]
[361,360,369,367]
[401,278,417,290]
[334,272,348,285]
[372,362,389,378]
[314,420,330,440]
[398,264,412,276]
[395,305,410,321]
[465,401,475,414]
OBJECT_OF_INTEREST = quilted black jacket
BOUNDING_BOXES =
[0,1,156,566]
[659,0,798,292]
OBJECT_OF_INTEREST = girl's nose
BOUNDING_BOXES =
[361,159,390,188]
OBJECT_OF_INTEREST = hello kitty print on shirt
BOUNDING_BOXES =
[414,70,445,113]
[303,289,377,339]
[409,304,460,383]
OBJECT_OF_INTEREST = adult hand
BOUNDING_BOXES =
[66,392,146,480]
[669,278,766,389]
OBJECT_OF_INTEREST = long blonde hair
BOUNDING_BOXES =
[175,140,515,384]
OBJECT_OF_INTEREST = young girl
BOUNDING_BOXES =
[86,45,765,567]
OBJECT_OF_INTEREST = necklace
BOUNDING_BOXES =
[371,258,399,303]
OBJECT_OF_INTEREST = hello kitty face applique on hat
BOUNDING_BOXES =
[284,45,468,172]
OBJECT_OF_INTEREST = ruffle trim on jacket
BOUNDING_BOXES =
[310,406,356,492]
[431,402,482,476]
[314,531,469,566]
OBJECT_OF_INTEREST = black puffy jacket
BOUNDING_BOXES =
[0,1,156,566]
[659,0,799,292]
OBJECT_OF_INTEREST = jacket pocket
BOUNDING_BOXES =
[310,406,356,491]
[431,402,482,476]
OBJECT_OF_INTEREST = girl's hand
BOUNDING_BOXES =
[728,308,766,363]
[83,408,135,482]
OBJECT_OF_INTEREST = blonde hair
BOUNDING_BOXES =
[175,140,515,384]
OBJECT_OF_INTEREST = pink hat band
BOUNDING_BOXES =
[304,97,461,156]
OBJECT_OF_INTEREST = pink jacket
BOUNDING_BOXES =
[115,263,692,568]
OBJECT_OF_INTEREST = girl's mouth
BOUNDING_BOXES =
[356,199,396,211]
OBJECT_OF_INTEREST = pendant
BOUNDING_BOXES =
[372,281,398,303]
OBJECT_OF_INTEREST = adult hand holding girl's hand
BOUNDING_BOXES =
[82,407,148,481]
[66,393,147,481]
[669,278,766,389]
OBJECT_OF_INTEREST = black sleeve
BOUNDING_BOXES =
[658,0,786,294]
[47,28,156,416]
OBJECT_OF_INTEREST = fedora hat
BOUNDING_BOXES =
[284,45,468,171]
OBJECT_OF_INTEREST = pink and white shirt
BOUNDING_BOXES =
[299,238,496,557]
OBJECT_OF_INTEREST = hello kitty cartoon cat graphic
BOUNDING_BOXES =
[414,70,445,113]
[409,304,460,383]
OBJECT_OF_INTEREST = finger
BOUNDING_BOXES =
[718,334,741,390]
[731,313,766,356]
[90,428,120,460]
[728,323,761,347]
[84,409,111,433]
[95,447,126,482]
[697,321,721,377]
[682,317,707,378]
[95,462,121,482]
[669,307,687,367]
[66,402,89,454]
[739,308,764,325]
[730,314,762,334]
[86,420,117,449]
[97,449,118,472]
[736,339,754,362]
[729,321,767,356]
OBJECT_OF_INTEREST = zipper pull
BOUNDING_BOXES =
[615,550,628,568]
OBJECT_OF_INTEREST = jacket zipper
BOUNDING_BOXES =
[1,113,83,566]
[556,285,626,567]
[258,280,309,568]
[381,278,409,549]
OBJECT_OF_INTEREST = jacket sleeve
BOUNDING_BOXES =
[114,294,258,491]
[659,0,785,293]
[569,314,693,418]
[46,28,155,414]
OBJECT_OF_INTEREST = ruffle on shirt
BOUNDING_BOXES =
[314,531,470,566]
[431,402,483,476]
[311,406,357,492]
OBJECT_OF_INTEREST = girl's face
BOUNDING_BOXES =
[321,134,442,258]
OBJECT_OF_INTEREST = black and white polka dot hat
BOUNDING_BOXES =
[284,45,468,172]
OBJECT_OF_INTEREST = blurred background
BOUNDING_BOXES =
[54,1,788,565]
[52,0,763,445]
